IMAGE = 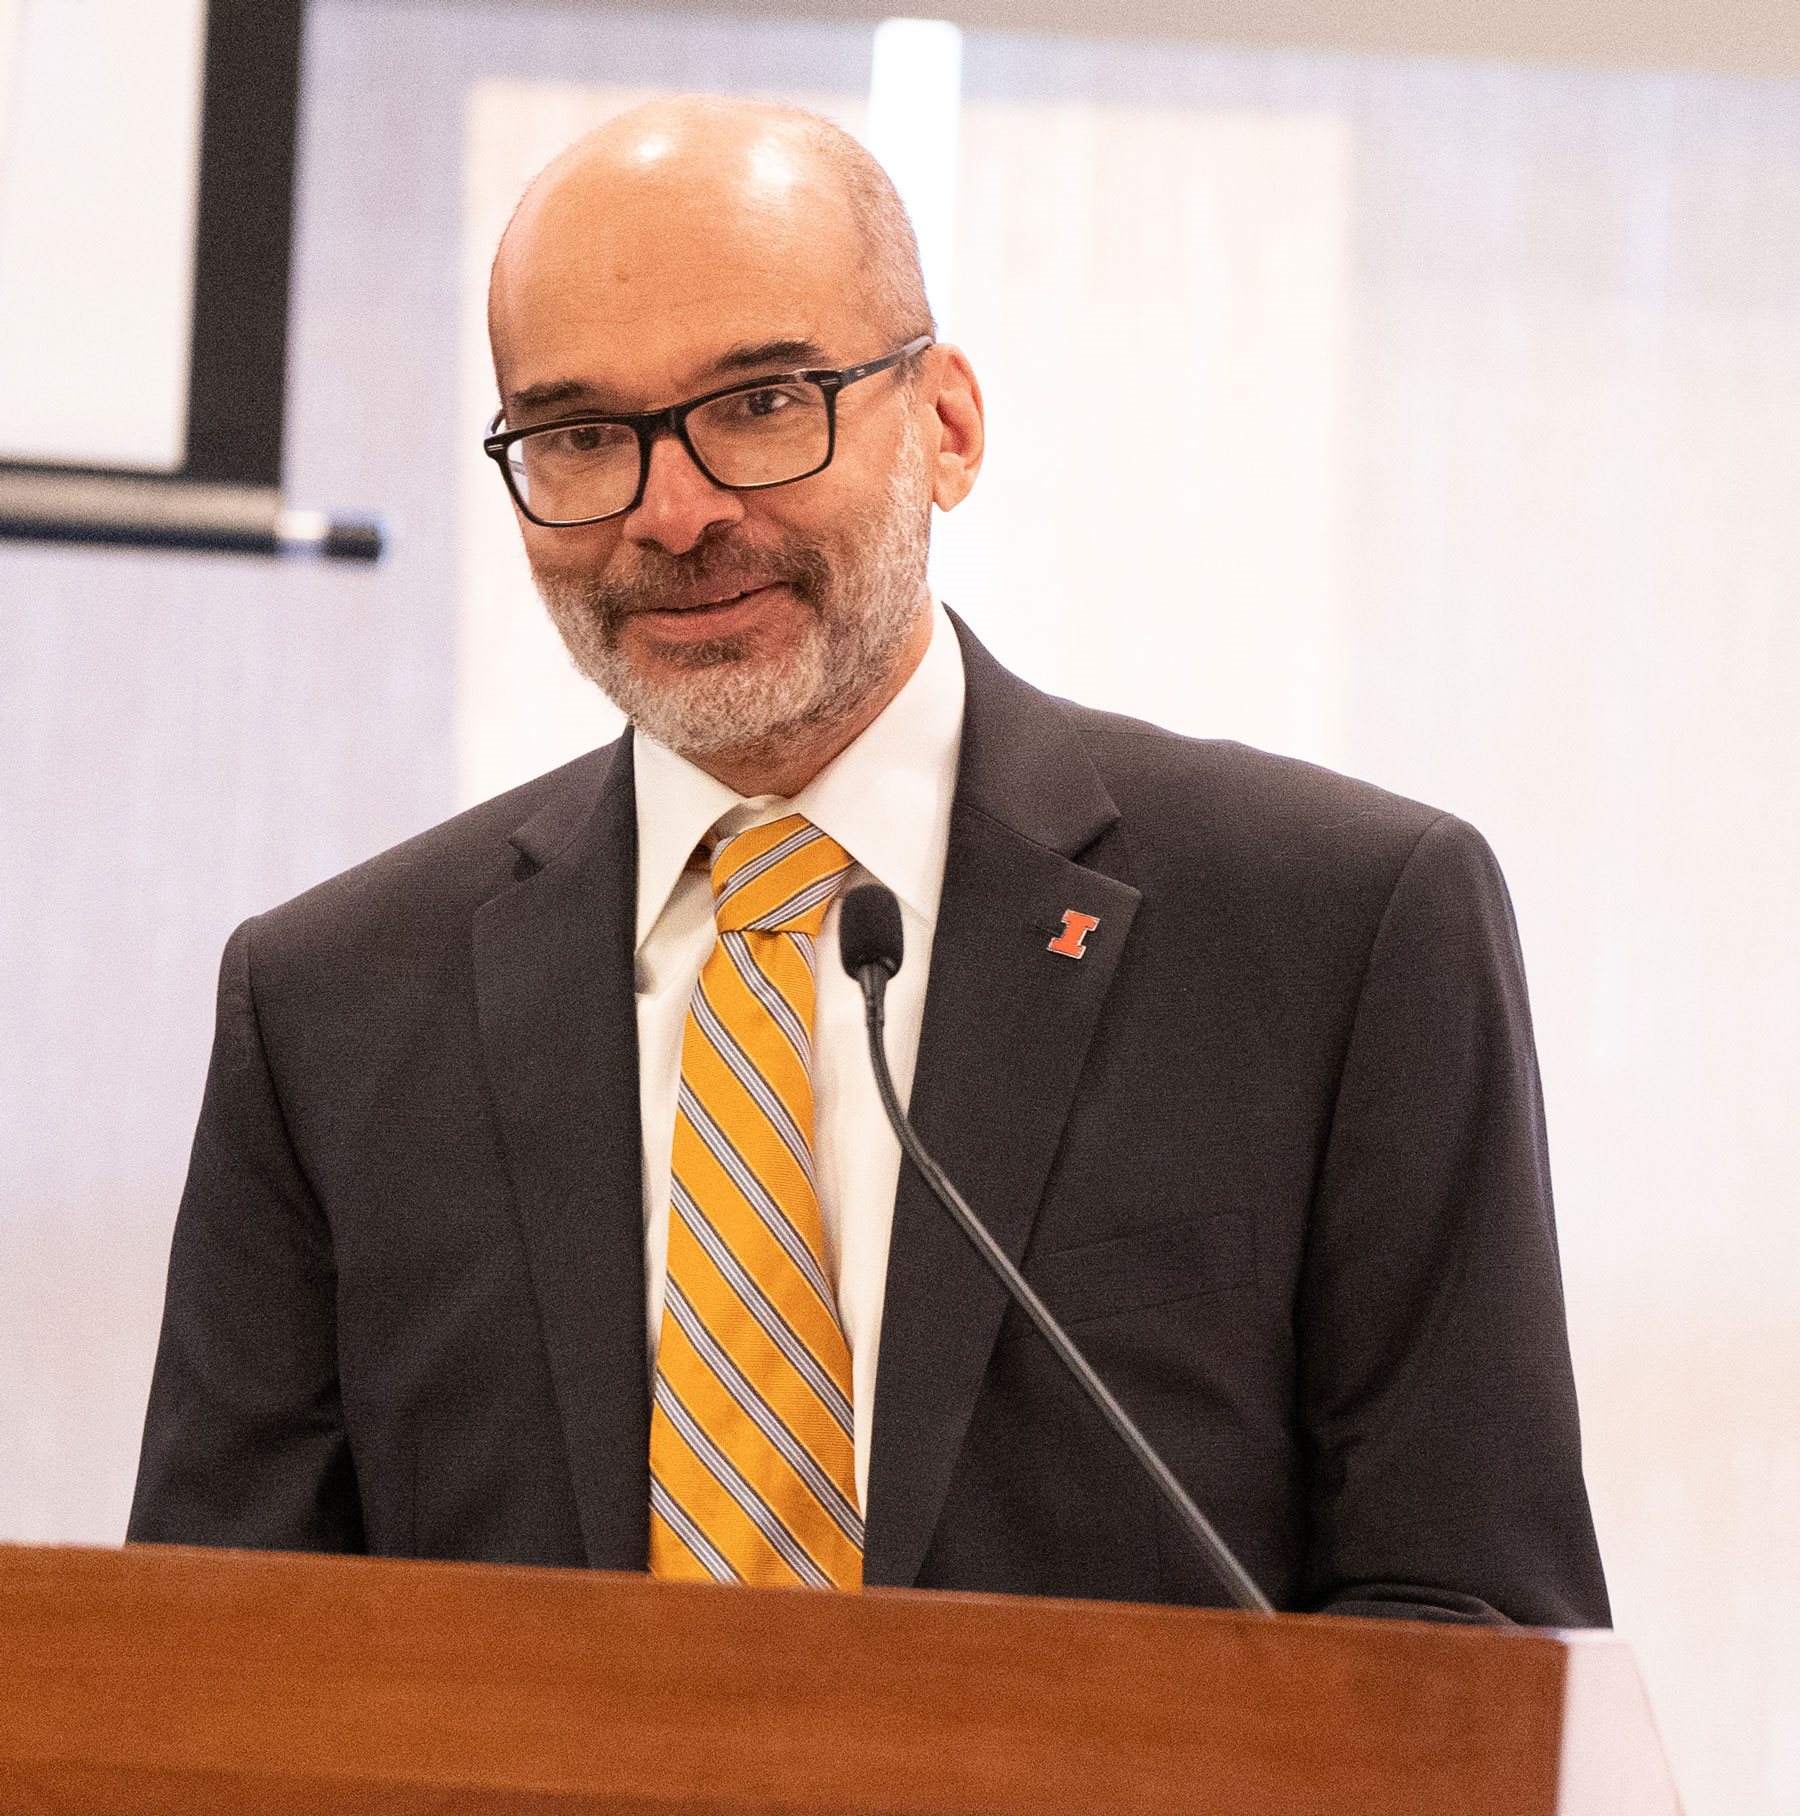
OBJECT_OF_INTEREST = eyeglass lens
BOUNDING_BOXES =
[508,380,832,523]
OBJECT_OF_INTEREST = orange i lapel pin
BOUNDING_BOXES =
[1048,909,1101,959]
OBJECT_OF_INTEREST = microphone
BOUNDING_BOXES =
[838,883,1273,1615]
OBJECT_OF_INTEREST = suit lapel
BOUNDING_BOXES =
[863,624,1141,1587]
[472,736,650,1571]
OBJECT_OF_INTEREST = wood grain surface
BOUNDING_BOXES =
[0,1542,1573,1814]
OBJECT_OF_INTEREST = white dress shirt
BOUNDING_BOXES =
[631,603,966,1510]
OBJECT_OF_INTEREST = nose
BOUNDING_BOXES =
[622,431,745,555]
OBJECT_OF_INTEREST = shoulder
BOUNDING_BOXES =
[952,617,1505,944]
[1042,694,1519,991]
[233,740,621,980]
[1048,699,1524,1034]
[953,613,1476,889]
[1079,701,1435,837]
[1057,692,1492,905]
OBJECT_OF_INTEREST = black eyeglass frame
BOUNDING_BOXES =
[483,334,935,527]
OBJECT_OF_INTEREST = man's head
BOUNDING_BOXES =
[487,96,984,796]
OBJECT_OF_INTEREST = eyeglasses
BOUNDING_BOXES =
[483,335,933,528]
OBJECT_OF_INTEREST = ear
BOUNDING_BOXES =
[922,344,985,512]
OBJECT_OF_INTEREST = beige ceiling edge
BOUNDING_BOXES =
[482,0,1800,80]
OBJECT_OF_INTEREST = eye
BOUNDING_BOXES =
[740,385,802,419]
[532,421,634,462]
[714,382,819,424]
[560,423,625,454]
[690,381,827,447]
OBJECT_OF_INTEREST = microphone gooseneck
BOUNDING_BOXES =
[836,883,1273,1616]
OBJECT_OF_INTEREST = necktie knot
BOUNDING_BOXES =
[710,813,852,937]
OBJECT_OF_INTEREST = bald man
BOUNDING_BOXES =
[131,99,1609,1627]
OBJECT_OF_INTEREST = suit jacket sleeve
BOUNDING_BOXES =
[128,918,365,1551]
[1297,814,1609,1626]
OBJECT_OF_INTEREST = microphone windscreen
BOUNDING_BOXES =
[839,882,905,979]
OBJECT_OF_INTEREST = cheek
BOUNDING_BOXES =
[758,460,888,546]
[522,519,624,581]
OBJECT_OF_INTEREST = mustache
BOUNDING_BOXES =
[569,525,833,627]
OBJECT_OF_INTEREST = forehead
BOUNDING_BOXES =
[492,152,871,412]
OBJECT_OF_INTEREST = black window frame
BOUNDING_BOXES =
[0,0,303,495]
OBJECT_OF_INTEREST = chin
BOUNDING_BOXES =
[595,625,842,759]
[628,623,762,675]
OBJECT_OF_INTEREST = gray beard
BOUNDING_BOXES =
[533,418,932,762]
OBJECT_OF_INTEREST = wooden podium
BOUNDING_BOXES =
[0,1543,1679,1813]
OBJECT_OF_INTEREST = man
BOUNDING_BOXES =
[131,96,1608,1624]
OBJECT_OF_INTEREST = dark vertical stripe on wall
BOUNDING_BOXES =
[183,0,306,487]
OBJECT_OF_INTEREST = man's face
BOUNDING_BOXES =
[490,128,934,766]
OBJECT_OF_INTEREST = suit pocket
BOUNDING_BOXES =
[1025,1211,1254,1329]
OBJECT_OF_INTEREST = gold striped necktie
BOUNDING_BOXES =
[648,813,864,1589]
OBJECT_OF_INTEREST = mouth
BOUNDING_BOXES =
[632,581,793,639]
[647,581,781,615]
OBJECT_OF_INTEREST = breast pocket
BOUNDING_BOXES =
[1025,1211,1255,1329]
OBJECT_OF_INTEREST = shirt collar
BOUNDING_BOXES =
[632,601,966,953]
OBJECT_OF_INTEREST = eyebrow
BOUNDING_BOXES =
[711,336,830,377]
[505,336,832,419]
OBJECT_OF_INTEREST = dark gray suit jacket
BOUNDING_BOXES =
[130,619,1609,1626]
